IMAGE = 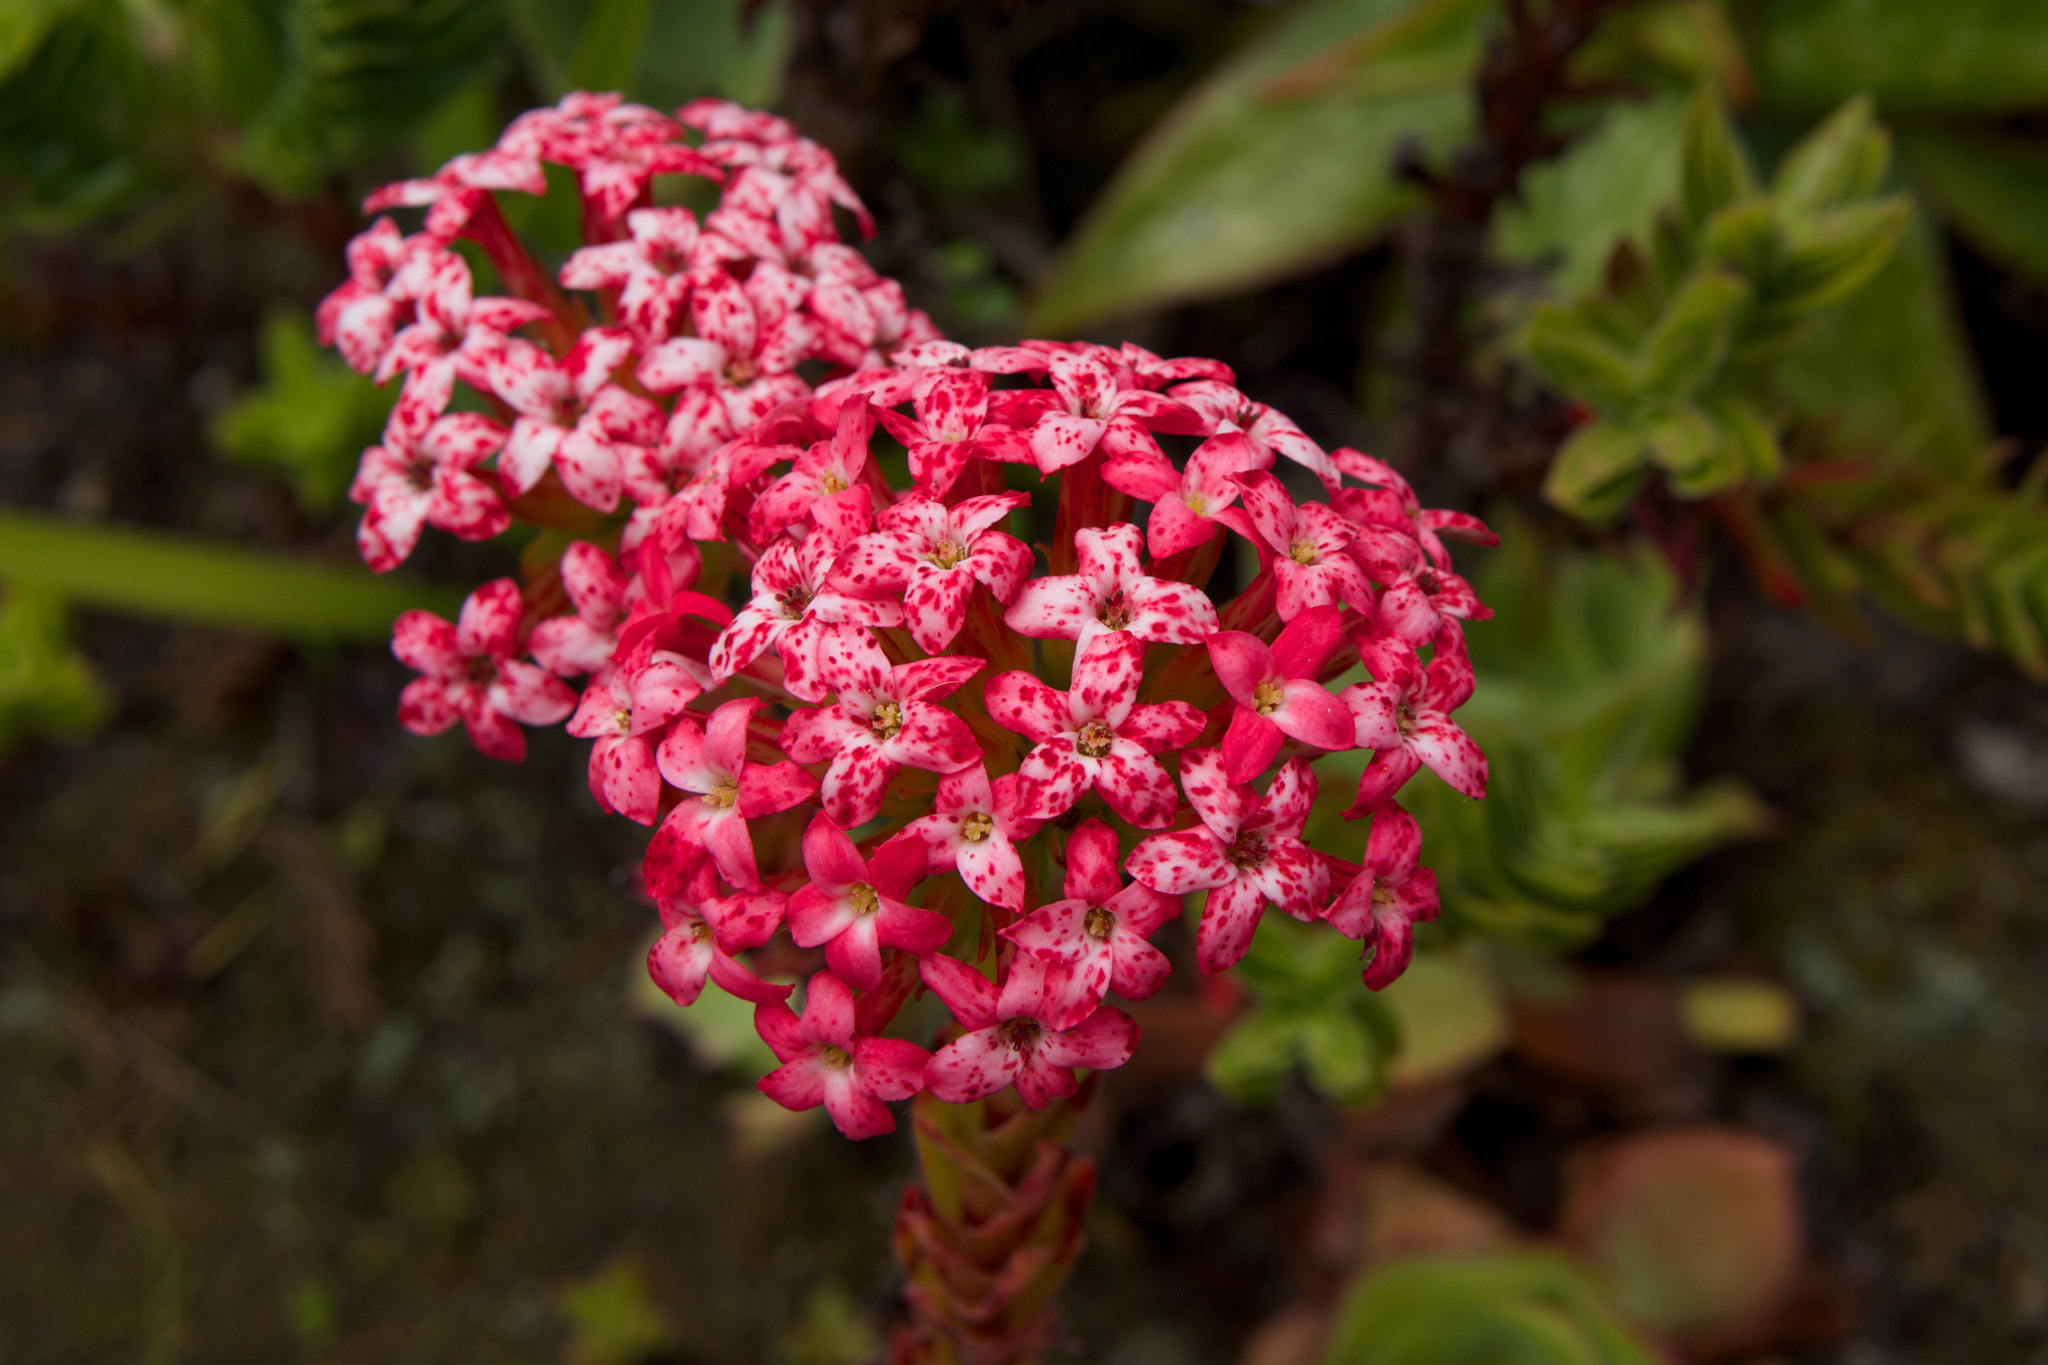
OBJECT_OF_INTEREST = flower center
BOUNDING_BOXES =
[848,882,880,917]
[1395,702,1417,738]
[820,1044,851,1069]
[997,1017,1041,1050]
[1075,720,1115,759]
[1253,680,1286,716]
[724,357,759,386]
[820,471,849,493]
[1418,566,1441,595]
[925,538,970,571]
[1235,405,1259,429]
[702,777,739,809]
[1096,590,1135,631]
[1185,490,1207,515]
[613,706,634,734]
[1226,835,1269,870]
[687,920,712,942]
[777,584,814,620]
[464,655,497,685]
[1289,540,1320,567]
[1083,906,1115,941]
[870,700,904,741]
[960,811,994,843]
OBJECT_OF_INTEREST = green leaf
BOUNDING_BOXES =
[1738,0,2048,113]
[1543,421,1649,522]
[1639,265,1749,397]
[1678,82,1754,237]
[1380,950,1508,1086]
[209,308,394,511]
[0,586,110,756]
[1205,1009,1302,1104]
[1770,94,1888,215]
[1756,197,1913,326]
[1700,392,1782,481]
[568,0,652,94]
[235,0,507,196]
[1029,0,1486,332]
[1494,92,1687,297]
[1770,214,1990,478]
[0,0,81,80]
[1899,126,2048,292]
[1698,199,1779,280]
[0,508,461,641]
[1522,308,1644,410]
[1323,1252,1660,1365]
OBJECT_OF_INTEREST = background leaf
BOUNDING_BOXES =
[1029,0,1485,333]
[1736,0,2048,112]
[1898,126,2048,293]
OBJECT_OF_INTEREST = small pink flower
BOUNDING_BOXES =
[1001,820,1179,1029]
[780,630,983,828]
[1170,379,1338,488]
[786,815,951,990]
[872,368,1034,496]
[748,400,877,546]
[920,954,1139,1109]
[1323,802,1439,989]
[1236,472,1376,622]
[1125,751,1329,975]
[1340,628,1486,814]
[840,491,1032,654]
[707,532,904,702]
[647,863,790,1007]
[489,329,662,512]
[1005,523,1219,653]
[528,542,631,679]
[755,971,932,1139]
[391,579,576,762]
[890,765,1040,911]
[377,254,552,438]
[564,641,709,823]
[985,632,1205,828]
[559,207,704,345]
[1207,606,1354,784]
[1023,347,1206,474]
[646,697,818,893]
[349,412,510,572]
[1102,431,1266,559]
[317,217,420,375]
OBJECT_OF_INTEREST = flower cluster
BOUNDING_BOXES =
[325,92,1495,1138]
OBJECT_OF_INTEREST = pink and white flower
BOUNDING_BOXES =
[349,412,510,572]
[647,863,790,1007]
[785,815,951,990]
[1323,801,1440,989]
[840,491,1032,654]
[1005,523,1219,653]
[564,641,709,823]
[919,953,1139,1109]
[1207,606,1355,784]
[890,765,1040,911]
[1126,751,1329,974]
[1001,819,1180,1029]
[985,632,1205,828]
[755,971,932,1139]
[1236,472,1376,622]
[779,631,983,828]
[646,696,818,893]
[1340,628,1487,814]
[488,328,662,511]
[391,579,576,762]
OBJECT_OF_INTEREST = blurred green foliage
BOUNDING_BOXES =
[1208,910,1397,1106]
[1309,514,1766,955]
[1322,1252,1659,1365]
[210,308,392,510]
[0,0,787,230]
[1527,87,1910,518]
[0,586,111,756]
[1030,0,1488,332]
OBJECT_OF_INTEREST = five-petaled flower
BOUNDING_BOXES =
[1005,523,1219,653]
